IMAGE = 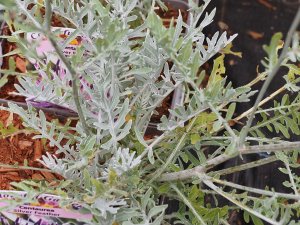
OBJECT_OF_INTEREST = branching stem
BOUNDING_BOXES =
[159,141,300,181]
[203,178,279,225]
[208,155,277,176]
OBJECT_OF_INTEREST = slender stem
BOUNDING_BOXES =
[240,7,300,144]
[284,162,299,196]
[203,179,279,225]
[208,102,237,139]
[171,184,207,225]
[159,141,300,181]
[39,0,90,135]
[44,0,52,31]
[208,155,278,176]
[243,71,268,88]
[14,0,88,132]
[148,134,186,183]
[158,153,230,182]
[220,219,231,225]
[248,110,291,132]
[210,177,300,201]
[234,86,286,122]
[240,141,300,154]
[255,102,300,114]
[140,104,208,159]
[207,146,225,159]
[147,116,197,184]
[47,35,91,135]
[0,163,52,173]
[0,129,38,139]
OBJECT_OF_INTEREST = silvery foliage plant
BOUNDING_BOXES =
[2,0,300,224]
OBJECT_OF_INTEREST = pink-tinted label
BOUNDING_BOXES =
[26,27,89,78]
[0,191,92,224]
[26,27,92,101]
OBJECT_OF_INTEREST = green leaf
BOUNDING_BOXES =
[83,169,92,190]
[195,112,217,127]
[0,0,15,8]
[221,43,242,58]
[148,147,155,164]
[8,57,16,71]
[243,211,250,223]
[225,103,236,121]
[262,32,283,69]
[80,135,97,157]
[180,152,189,163]
[185,150,201,166]
[91,178,105,196]
[213,120,222,132]
[178,39,193,62]
[190,133,201,145]
[158,183,170,194]
[250,214,264,225]
[207,55,226,87]
[225,142,238,156]
[1,48,22,58]
[274,122,290,138]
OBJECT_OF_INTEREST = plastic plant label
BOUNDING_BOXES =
[0,191,92,224]
[26,27,90,79]
[25,27,92,111]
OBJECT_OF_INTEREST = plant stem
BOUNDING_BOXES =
[234,86,286,122]
[159,141,300,181]
[248,111,292,132]
[239,7,300,145]
[208,102,237,139]
[0,163,52,173]
[140,104,208,159]
[42,0,90,135]
[208,155,277,176]
[240,141,300,154]
[47,35,91,135]
[220,219,231,225]
[158,153,230,181]
[203,179,279,225]
[284,162,299,196]
[44,0,52,30]
[210,177,300,201]
[171,184,207,225]
[243,71,268,88]
[255,102,300,114]
[147,116,197,184]
[15,0,90,134]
